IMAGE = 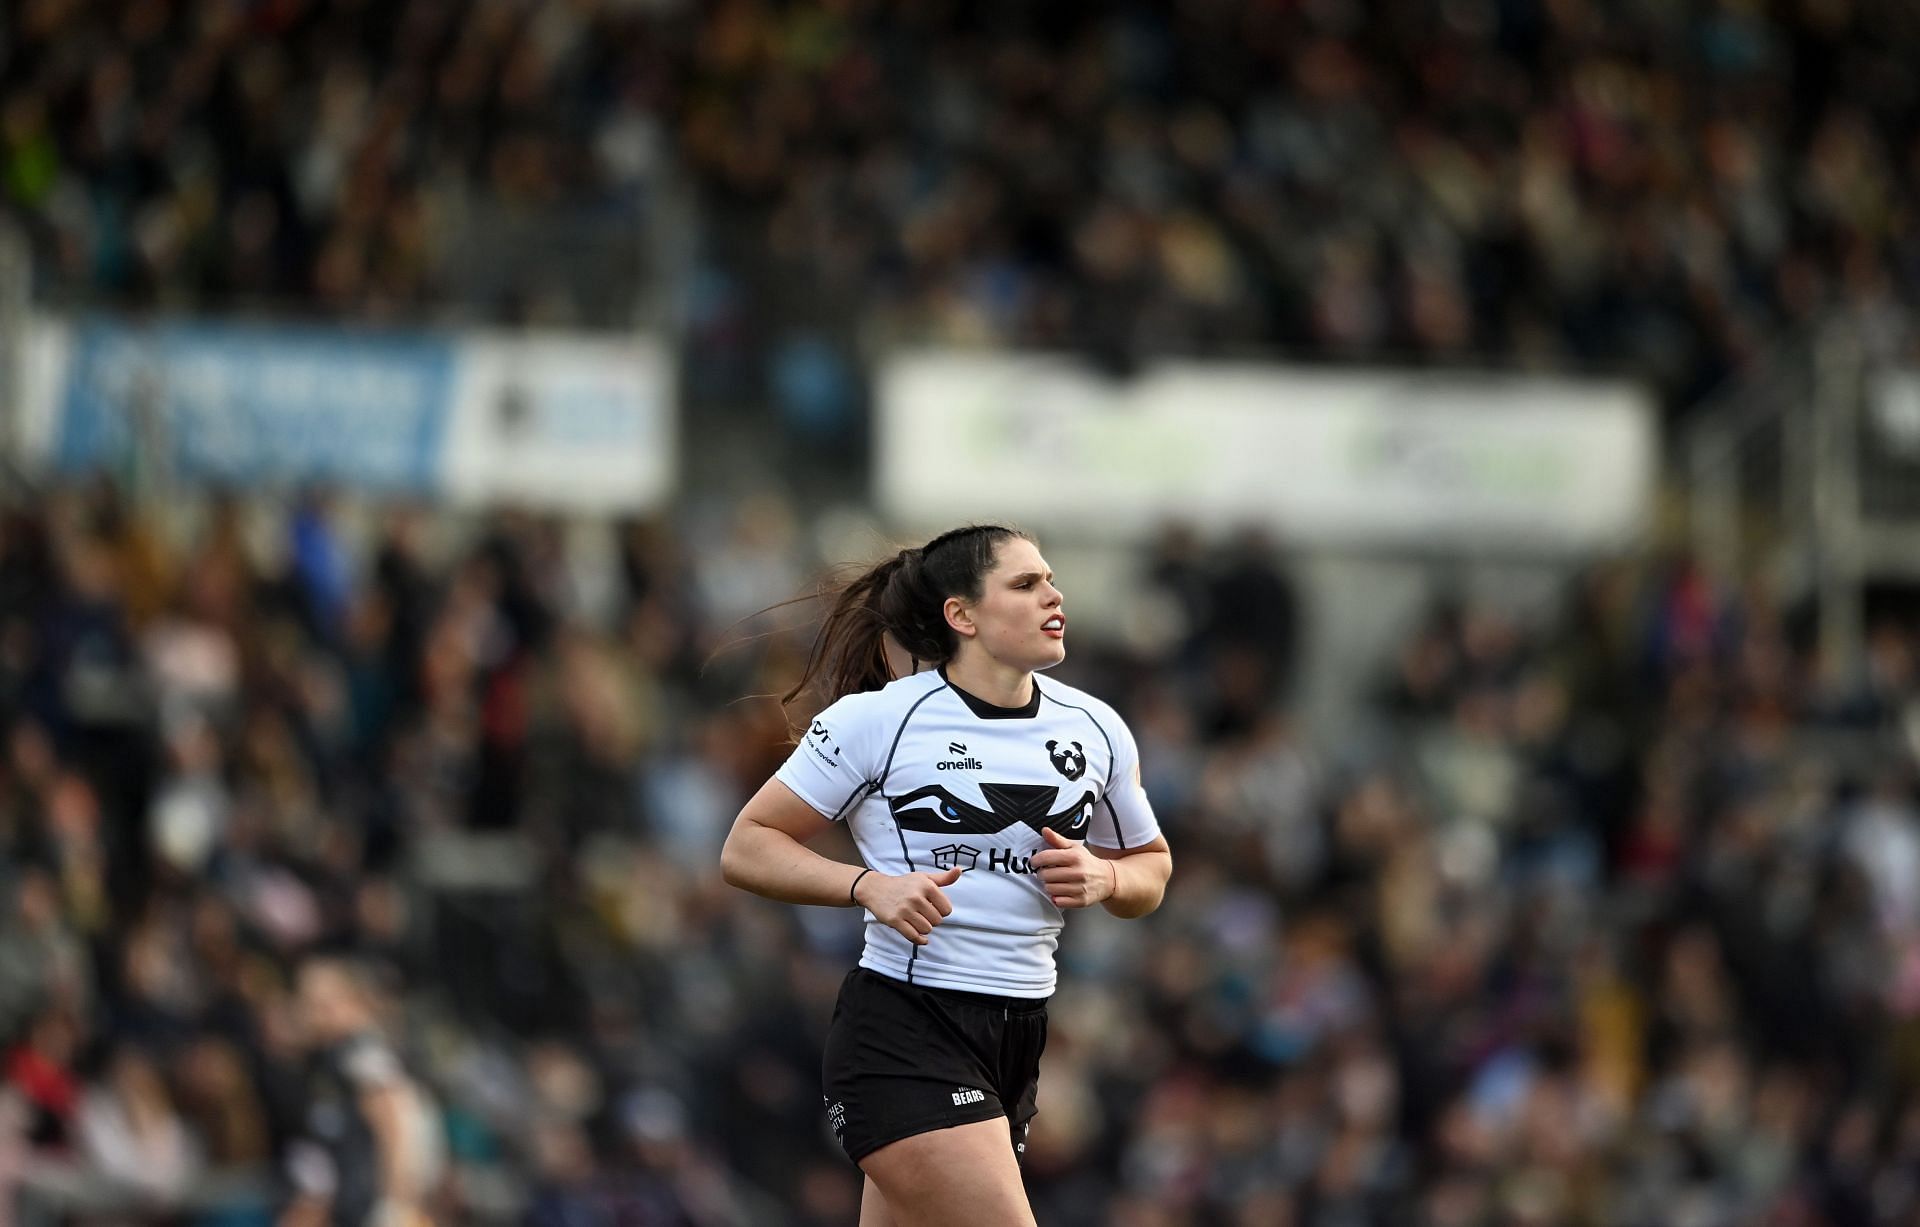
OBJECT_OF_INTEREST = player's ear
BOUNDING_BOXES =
[944,596,975,638]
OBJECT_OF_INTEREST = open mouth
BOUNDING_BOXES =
[1042,614,1066,637]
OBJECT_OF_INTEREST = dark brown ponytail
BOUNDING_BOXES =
[782,525,1028,718]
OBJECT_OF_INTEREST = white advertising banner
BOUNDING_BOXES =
[878,352,1656,551]
[442,332,674,512]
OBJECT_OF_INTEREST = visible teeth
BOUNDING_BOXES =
[1043,618,1064,630]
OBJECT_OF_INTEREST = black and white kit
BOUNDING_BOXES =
[777,668,1163,998]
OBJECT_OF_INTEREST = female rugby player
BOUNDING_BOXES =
[721,525,1172,1226]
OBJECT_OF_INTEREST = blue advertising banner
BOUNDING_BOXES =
[56,321,453,490]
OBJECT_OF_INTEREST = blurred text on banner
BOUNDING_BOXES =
[877,351,1656,552]
[25,316,674,512]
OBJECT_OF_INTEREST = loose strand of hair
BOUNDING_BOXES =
[779,562,902,731]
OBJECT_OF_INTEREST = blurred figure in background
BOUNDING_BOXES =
[3,1006,81,1153]
[283,956,445,1227]
[76,1039,204,1208]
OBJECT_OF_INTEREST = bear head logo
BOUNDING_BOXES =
[1046,739,1087,781]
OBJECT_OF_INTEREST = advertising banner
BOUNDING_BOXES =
[26,317,673,511]
[877,352,1656,552]
[56,321,450,490]
[1864,371,1920,521]
[441,332,673,511]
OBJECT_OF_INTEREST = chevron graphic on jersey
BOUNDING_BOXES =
[888,782,1097,836]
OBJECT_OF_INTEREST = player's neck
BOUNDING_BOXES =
[942,653,1034,710]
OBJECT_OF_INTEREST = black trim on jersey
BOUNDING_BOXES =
[1101,795,1129,850]
[1041,690,1125,848]
[939,668,1042,720]
[877,679,952,985]
[879,681,951,796]
[893,806,921,985]
[827,780,877,823]
[889,783,1098,837]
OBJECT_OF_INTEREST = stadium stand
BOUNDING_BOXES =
[4,0,1920,402]
[0,480,1918,1222]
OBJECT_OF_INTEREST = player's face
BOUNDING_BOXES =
[958,537,1067,672]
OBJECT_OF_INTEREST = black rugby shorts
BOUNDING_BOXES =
[821,967,1049,1165]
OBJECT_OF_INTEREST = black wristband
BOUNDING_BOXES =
[849,868,874,907]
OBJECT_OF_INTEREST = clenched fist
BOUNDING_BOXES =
[1032,827,1117,909]
[854,866,961,946]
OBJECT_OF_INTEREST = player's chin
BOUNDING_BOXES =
[1033,640,1068,670]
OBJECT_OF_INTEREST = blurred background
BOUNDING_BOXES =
[3,0,1920,1224]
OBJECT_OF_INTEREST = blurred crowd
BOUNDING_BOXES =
[2,474,1920,1226]
[6,0,1920,405]
[0,0,672,323]
[680,0,1920,412]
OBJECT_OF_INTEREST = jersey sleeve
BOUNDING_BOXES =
[1089,706,1162,851]
[341,1036,405,1088]
[774,692,881,821]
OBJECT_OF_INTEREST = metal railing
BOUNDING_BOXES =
[1681,317,1920,678]
[0,219,29,481]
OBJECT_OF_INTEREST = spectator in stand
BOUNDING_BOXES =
[76,1040,204,1207]
[0,865,90,1043]
[5,1006,81,1152]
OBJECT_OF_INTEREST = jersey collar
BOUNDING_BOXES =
[939,667,1043,719]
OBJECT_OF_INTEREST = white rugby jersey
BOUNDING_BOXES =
[776,667,1162,997]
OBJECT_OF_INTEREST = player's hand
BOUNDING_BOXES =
[855,867,961,946]
[1034,827,1116,909]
